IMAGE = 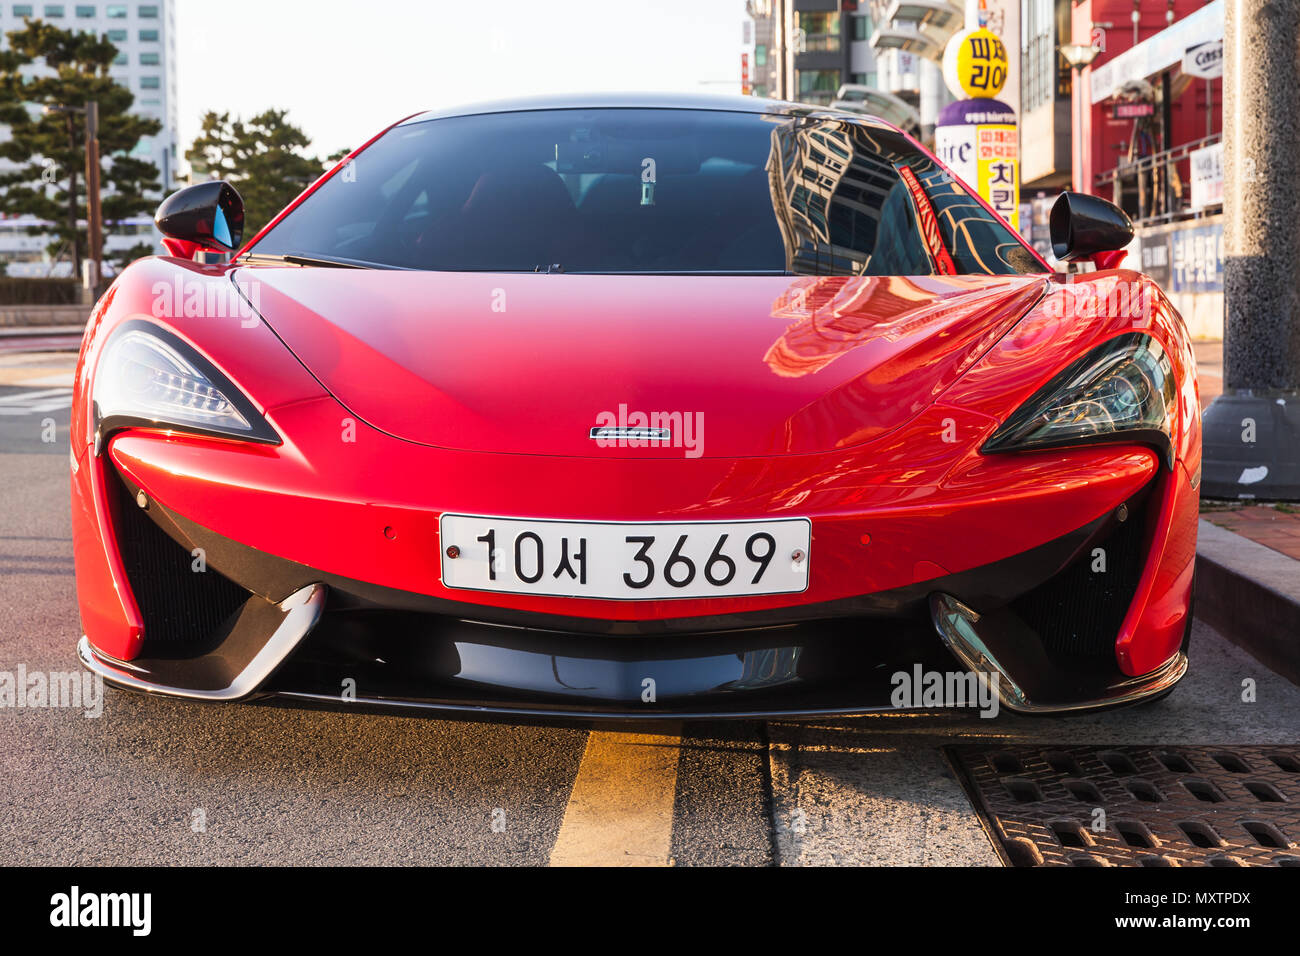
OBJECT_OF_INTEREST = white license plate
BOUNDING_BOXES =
[439,514,811,600]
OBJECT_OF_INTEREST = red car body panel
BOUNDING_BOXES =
[234,268,1049,456]
[70,447,144,658]
[72,257,1196,682]
[70,98,1199,715]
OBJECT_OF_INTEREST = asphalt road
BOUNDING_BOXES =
[2,354,1298,866]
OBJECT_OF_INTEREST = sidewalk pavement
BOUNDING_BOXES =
[1194,339,1300,561]
[1193,339,1299,686]
[1202,502,1300,561]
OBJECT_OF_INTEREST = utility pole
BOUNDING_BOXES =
[1199,0,1300,499]
[84,101,102,293]
[44,100,102,295]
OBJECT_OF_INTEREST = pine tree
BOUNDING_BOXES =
[0,19,163,274]
[185,109,326,238]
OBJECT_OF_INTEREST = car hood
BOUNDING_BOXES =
[238,268,1047,458]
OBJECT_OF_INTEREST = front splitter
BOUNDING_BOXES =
[78,583,326,701]
[931,592,1189,714]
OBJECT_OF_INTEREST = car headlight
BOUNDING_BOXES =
[982,332,1177,469]
[93,321,279,454]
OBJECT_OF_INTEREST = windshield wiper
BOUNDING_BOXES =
[240,252,400,270]
[281,253,363,269]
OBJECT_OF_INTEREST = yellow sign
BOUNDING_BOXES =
[976,125,1019,231]
[944,28,1009,99]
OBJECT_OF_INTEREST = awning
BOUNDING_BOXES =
[1090,0,1224,104]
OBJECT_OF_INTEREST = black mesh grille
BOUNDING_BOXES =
[1011,491,1151,664]
[112,473,249,647]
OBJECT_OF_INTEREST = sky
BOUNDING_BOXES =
[175,0,748,164]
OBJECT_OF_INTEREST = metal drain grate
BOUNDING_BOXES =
[947,745,1300,867]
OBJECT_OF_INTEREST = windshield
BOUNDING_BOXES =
[247,108,1043,276]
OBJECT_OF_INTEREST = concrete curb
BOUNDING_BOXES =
[0,306,91,328]
[0,324,86,338]
[1195,519,1300,686]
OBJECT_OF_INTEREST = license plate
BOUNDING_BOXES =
[439,514,811,600]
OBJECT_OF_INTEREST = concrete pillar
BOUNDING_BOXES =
[1199,0,1300,499]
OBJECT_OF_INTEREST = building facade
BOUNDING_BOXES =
[864,0,960,140]
[1017,0,1072,194]
[0,0,178,276]
[1072,0,1225,338]
[745,1,879,105]
[1071,0,1221,215]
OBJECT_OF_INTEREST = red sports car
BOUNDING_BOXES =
[72,94,1199,718]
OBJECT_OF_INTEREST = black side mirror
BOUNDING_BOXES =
[155,180,245,254]
[1049,191,1134,264]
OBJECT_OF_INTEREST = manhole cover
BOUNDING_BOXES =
[946,745,1300,867]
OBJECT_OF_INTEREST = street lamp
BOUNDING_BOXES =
[42,101,101,294]
[1060,44,1101,195]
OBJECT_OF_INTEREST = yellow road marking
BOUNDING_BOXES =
[549,730,682,867]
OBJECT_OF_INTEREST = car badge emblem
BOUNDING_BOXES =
[590,425,672,442]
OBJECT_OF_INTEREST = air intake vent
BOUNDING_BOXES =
[1011,487,1150,664]
[112,472,249,648]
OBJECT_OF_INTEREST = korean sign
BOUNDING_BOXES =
[934,98,1020,232]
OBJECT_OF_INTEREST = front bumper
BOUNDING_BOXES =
[77,584,1189,720]
[76,462,1192,717]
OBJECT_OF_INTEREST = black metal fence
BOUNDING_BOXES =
[1096,133,1222,226]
